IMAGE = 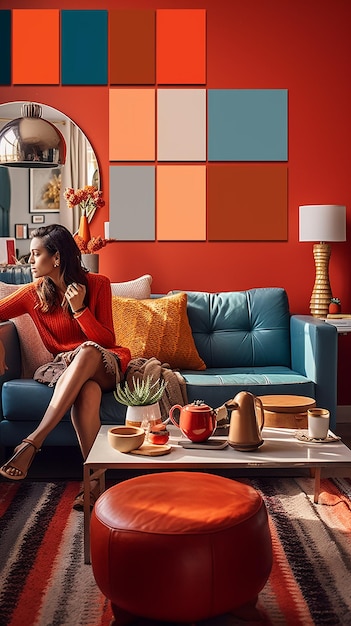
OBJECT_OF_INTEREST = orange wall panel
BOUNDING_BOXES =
[156,9,206,84]
[12,10,59,84]
[109,88,155,161]
[157,165,206,241]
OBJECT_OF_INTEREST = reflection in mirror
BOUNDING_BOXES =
[0,103,66,168]
[0,101,99,259]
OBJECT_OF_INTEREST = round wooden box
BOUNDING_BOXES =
[257,395,316,429]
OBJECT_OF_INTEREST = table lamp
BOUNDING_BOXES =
[299,204,346,318]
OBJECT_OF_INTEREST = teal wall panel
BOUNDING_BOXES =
[61,10,108,85]
[109,166,155,241]
[208,89,288,161]
[0,11,11,85]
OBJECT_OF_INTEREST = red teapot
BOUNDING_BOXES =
[169,400,217,442]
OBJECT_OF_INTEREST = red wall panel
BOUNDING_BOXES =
[156,8,206,84]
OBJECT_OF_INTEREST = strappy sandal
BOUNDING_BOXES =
[0,438,40,481]
[73,481,100,512]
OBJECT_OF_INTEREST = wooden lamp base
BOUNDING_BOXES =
[309,242,332,318]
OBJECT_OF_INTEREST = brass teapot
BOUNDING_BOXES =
[227,391,264,451]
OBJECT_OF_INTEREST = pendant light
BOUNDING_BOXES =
[0,103,66,168]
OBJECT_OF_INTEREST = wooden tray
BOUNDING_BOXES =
[130,443,172,457]
[258,395,316,413]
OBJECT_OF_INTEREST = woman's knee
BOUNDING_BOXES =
[77,344,102,365]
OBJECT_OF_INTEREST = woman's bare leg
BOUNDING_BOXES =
[30,345,115,447]
[0,346,116,478]
[71,380,104,509]
[70,380,102,459]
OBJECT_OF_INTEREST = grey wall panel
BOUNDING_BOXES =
[109,165,155,240]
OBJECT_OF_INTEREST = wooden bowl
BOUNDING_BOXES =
[108,426,145,453]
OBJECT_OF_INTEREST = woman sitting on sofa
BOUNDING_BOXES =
[0,224,131,509]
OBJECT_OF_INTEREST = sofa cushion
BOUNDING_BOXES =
[110,274,152,299]
[0,283,53,378]
[182,366,314,408]
[111,292,206,370]
[176,288,291,368]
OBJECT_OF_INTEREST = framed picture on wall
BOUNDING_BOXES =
[31,214,45,224]
[29,168,61,213]
[15,224,28,239]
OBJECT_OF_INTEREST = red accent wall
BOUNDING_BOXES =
[1,0,351,405]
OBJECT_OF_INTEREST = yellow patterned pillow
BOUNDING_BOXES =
[112,292,206,370]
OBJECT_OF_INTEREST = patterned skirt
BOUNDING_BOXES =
[33,341,121,388]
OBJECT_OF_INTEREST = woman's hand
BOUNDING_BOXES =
[0,339,8,376]
[64,282,86,314]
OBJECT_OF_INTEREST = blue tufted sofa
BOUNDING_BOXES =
[0,287,338,451]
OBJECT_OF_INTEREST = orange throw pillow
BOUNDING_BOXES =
[112,292,206,370]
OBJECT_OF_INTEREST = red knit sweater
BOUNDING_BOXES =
[0,273,131,373]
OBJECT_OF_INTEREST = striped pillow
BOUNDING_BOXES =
[110,274,152,299]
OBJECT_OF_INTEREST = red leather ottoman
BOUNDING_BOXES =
[91,472,272,625]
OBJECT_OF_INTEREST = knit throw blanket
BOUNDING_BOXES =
[124,357,188,419]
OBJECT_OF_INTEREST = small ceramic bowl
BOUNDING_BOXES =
[108,426,145,453]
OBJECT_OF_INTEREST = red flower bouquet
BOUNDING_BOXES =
[64,186,116,253]
[64,185,105,220]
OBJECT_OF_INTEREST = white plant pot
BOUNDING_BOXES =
[125,403,162,428]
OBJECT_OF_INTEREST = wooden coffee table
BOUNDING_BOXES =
[83,424,351,562]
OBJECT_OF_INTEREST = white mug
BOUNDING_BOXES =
[308,408,330,440]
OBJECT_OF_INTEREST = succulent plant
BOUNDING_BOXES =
[330,297,341,305]
[114,375,167,406]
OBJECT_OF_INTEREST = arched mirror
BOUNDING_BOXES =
[0,101,100,259]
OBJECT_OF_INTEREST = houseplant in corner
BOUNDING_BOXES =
[114,375,167,429]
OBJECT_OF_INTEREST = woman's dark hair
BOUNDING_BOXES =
[31,224,88,312]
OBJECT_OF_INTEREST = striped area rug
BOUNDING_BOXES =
[0,476,351,626]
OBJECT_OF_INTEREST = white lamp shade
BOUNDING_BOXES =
[299,204,346,242]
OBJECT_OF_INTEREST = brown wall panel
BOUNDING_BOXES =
[208,165,288,241]
[109,9,155,85]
